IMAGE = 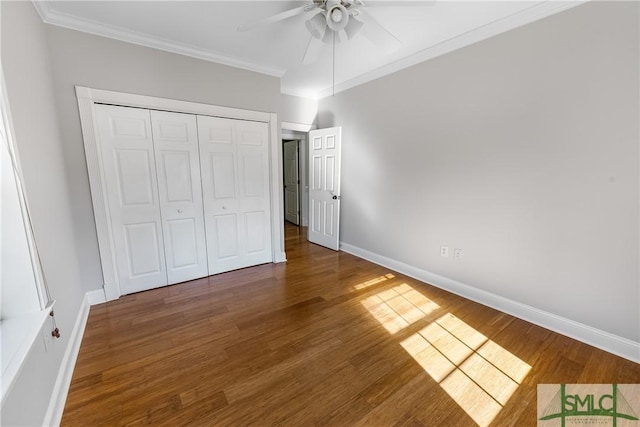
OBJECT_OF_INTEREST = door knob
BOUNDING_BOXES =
[222,206,227,210]
[332,195,338,200]
[177,209,183,213]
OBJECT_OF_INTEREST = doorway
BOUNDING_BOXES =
[281,129,309,228]
[283,139,300,225]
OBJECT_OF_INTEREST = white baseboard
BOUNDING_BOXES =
[43,289,105,426]
[275,251,287,263]
[340,242,640,364]
[86,288,107,305]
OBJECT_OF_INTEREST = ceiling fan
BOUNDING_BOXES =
[238,0,434,64]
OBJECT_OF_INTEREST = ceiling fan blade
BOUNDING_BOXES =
[238,4,314,32]
[357,8,401,53]
[302,35,325,65]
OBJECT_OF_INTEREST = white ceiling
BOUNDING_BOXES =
[34,1,582,99]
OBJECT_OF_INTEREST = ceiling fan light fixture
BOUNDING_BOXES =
[344,16,364,40]
[326,3,349,32]
[305,11,327,39]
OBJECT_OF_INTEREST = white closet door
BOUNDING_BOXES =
[198,116,272,275]
[150,110,208,285]
[236,119,273,267]
[95,104,167,294]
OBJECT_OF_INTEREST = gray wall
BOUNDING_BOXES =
[280,93,318,126]
[318,1,639,342]
[44,24,282,293]
[1,2,86,425]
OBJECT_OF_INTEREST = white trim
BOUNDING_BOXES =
[32,1,285,78]
[317,1,587,99]
[33,0,585,99]
[75,86,272,122]
[270,113,287,263]
[76,94,121,300]
[43,291,104,427]
[280,87,319,100]
[340,241,640,364]
[282,121,316,133]
[0,66,56,404]
[280,128,311,228]
[0,303,53,405]
[86,289,107,306]
[76,86,284,300]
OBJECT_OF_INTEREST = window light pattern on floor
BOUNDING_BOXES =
[352,273,395,291]
[360,283,440,334]
[361,281,531,427]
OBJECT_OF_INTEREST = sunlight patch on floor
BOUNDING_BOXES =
[360,282,440,334]
[361,284,531,427]
[401,313,531,427]
[352,273,395,291]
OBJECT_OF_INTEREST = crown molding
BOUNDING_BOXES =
[280,87,319,100]
[31,1,286,78]
[31,1,587,99]
[317,0,587,99]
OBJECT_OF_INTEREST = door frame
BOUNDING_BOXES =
[76,86,286,301]
[282,122,315,227]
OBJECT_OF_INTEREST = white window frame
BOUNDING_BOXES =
[0,67,54,404]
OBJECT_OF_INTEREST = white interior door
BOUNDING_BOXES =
[95,104,167,294]
[198,116,273,274]
[308,127,342,251]
[283,140,300,225]
[151,110,208,285]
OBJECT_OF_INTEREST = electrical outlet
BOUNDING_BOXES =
[454,248,463,260]
[440,246,449,258]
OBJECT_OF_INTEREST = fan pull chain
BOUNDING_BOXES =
[50,310,61,338]
[332,30,336,97]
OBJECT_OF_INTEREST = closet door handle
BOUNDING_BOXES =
[177,209,183,213]
[222,206,227,210]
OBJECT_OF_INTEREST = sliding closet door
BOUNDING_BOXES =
[150,111,208,285]
[95,104,167,294]
[198,116,272,274]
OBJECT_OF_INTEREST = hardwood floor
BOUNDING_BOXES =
[62,223,640,426]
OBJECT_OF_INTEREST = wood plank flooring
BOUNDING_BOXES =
[62,223,640,426]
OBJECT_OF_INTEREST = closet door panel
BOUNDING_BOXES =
[161,151,192,202]
[244,211,267,254]
[199,116,272,274]
[124,222,163,276]
[151,110,208,285]
[213,214,240,259]
[236,120,272,266]
[95,104,167,294]
[166,218,199,267]
[198,116,244,273]
[114,149,155,205]
[210,152,237,201]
